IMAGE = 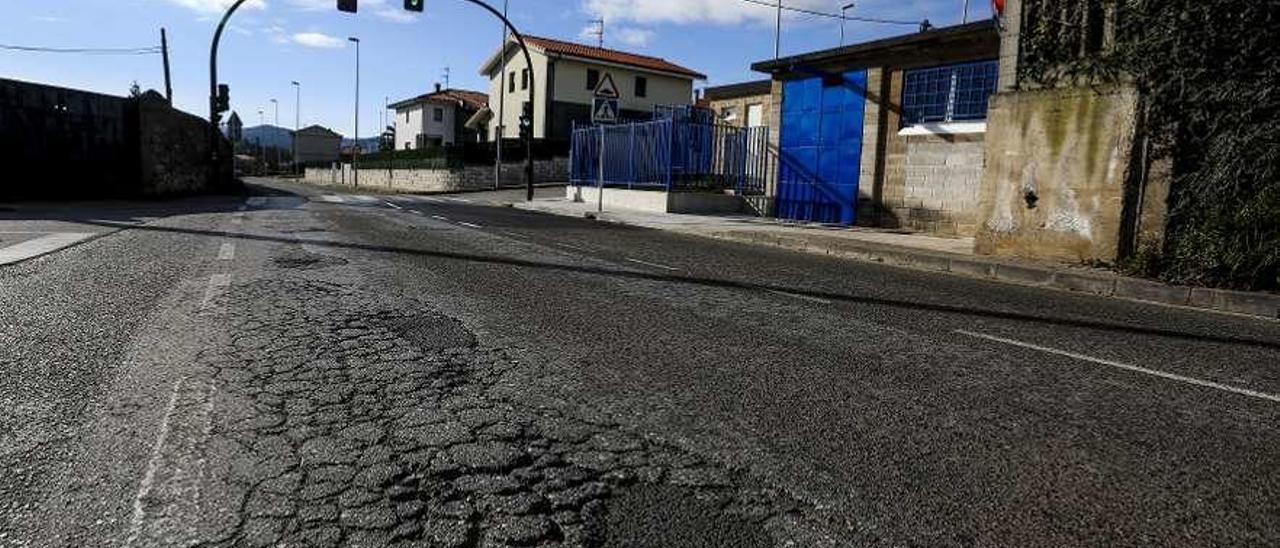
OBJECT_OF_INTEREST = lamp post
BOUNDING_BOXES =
[840,2,856,46]
[292,81,300,174]
[774,0,783,59]
[270,98,280,172]
[494,0,509,190]
[349,36,360,188]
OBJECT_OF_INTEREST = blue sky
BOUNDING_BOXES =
[1,0,990,137]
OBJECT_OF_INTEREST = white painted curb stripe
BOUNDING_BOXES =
[955,330,1280,403]
[626,258,679,271]
[0,232,97,265]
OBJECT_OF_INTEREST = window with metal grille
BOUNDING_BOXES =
[901,60,998,126]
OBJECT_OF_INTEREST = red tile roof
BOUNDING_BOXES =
[522,35,705,79]
[389,88,489,111]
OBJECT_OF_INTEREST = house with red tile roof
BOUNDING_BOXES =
[389,84,489,149]
[477,35,705,141]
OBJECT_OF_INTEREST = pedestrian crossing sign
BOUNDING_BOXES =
[593,98,619,123]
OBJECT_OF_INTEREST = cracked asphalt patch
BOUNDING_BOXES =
[128,238,835,547]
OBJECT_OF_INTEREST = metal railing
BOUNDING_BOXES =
[570,118,771,195]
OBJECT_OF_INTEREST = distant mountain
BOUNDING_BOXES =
[242,125,293,149]
[342,137,380,152]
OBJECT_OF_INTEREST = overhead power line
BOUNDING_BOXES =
[738,0,920,25]
[0,44,163,55]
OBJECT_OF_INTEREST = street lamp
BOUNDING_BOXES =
[270,98,280,171]
[292,81,300,174]
[494,0,509,190]
[349,36,360,188]
[840,2,856,46]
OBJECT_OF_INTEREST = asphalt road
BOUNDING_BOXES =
[1,179,1277,547]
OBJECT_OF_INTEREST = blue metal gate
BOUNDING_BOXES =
[777,70,867,225]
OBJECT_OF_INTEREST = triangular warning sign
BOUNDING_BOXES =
[593,73,620,99]
[594,99,618,122]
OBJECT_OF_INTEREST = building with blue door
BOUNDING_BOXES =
[753,22,1000,233]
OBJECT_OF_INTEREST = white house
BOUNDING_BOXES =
[476,35,705,141]
[389,86,488,150]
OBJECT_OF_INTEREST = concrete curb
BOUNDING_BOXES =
[509,202,1280,321]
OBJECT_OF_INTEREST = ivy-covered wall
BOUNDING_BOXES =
[1018,0,1279,291]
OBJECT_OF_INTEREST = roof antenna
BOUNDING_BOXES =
[441,66,450,89]
[589,18,604,48]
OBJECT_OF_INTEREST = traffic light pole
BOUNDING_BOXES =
[456,0,537,201]
[210,0,537,201]
[209,0,252,187]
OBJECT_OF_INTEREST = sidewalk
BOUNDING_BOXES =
[509,194,1280,321]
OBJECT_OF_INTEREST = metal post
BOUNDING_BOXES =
[292,81,300,174]
[597,126,604,213]
[774,0,783,59]
[962,0,970,23]
[209,0,253,187]
[271,98,279,171]
[494,0,508,190]
[349,37,360,188]
[160,28,173,103]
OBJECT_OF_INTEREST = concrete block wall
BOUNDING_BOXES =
[305,158,569,194]
[896,134,986,235]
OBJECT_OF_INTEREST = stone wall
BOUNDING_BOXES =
[975,85,1141,262]
[137,93,233,196]
[305,158,569,194]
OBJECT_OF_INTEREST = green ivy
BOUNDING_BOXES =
[1019,0,1279,290]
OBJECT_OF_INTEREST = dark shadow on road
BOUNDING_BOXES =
[72,218,1280,351]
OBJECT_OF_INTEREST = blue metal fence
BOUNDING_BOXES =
[570,117,770,195]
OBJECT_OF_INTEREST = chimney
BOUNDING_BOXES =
[435,82,442,93]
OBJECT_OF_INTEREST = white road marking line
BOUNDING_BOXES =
[385,201,403,210]
[955,330,1280,403]
[350,195,378,203]
[125,378,184,548]
[458,222,483,229]
[765,289,833,305]
[418,196,444,203]
[431,215,450,221]
[199,273,232,309]
[0,232,97,265]
[217,243,235,261]
[231,214,244,226]
[626,258,679,271]
[441,197,472,203]
[409,210,424,215]
[319,195,345,203]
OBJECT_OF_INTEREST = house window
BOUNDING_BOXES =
[586,69,600,91]
[634,76,647,98]
[509,71,516,93]
[521,69,529,91]
[433,108,444,122]
[404,111,409,123]
[901,60,998,126]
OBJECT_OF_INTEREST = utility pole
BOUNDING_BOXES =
[160,28,173,102]
[292,81,300,174]
[774,0,783,59]
[962,0,970,23]
[494,0,509,190]
[349,36,360,188]
[840,3,856,46]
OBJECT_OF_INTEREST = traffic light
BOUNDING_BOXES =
[214,84,231,114]
[404,0,423,12]
[518,103,532,141]
[337,0,357,13]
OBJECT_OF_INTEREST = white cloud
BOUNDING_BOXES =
[292,32,346,48]
[165,0,267,14]
[32,15,67,23]
[374,7,419,23]
[582,0,828,26]
[614,27,656,47]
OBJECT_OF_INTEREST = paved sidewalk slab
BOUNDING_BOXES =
[0,232,97,265]
[507,196,1279,321]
